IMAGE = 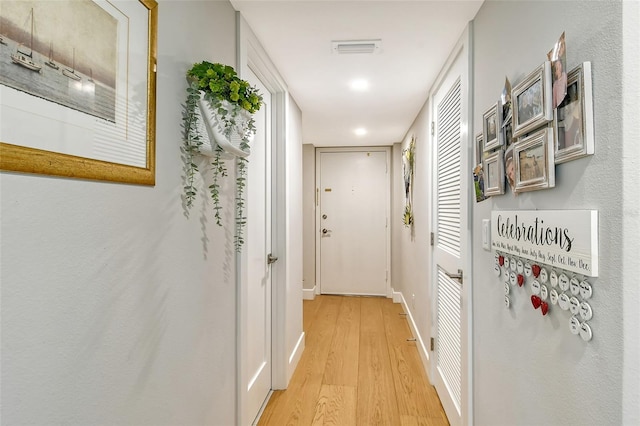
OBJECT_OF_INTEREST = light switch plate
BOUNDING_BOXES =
[482,219,491,250]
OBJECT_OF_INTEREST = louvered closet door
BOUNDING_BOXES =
[431,42,468,426]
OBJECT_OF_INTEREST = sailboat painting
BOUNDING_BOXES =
[62,47,81,81]
[45,42,59,70]
[10,8,42,72]
[0,0,118,122]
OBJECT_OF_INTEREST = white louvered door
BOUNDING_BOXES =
[430,29,471,426]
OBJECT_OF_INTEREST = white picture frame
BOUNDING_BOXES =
[513,127,555,193]
[483,102,502,151]
[512,61,553,138]
[484,149,505,196]
[553,62,594,164]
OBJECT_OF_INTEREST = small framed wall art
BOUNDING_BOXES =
[483,102,502,151]
[483,149,505,196]
[553,62,594,164]
[513,127,555,193]
[512,61,553,138]
[475,132,485,165]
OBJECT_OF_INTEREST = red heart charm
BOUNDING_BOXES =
[532,264,541,278]
[517,274,524,287]
[498,255,505,266]
[541,301,549,316]
[531,295,542,309]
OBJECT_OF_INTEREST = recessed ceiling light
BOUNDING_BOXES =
[354,128,367,136]
[350,79,369,91]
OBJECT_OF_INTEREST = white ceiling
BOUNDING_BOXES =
[231,1,483,147]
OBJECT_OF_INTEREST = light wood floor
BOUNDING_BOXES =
[257,295,449,426]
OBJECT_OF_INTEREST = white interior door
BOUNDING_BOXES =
[430,30,471,426]
[240,68,272,425]
[316,148,390,296]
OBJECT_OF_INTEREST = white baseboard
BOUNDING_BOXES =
[303,286,316,300]
[287,332,305,384]
[392,288,402,304]
[397,291,432,382]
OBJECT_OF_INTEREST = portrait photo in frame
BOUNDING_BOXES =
[513,127,555,193]
[483,149,505,196]
[512,61,553,138]
[483,102,502,152]
[0,0,158,185]
[554,62,594,164]
[476,132,485,165]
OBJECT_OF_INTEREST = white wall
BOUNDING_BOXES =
[391,100,433,356]
[284,94,304,381]
[302,144,316,292]
[471,1,637,425]
[622,3,640,424]
[0,1,295,424]
[391,1,639,425]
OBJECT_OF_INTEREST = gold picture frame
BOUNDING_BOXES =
[0,0,157,185]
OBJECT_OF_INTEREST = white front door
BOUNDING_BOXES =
[316,148,390,296]
[240,68,272,425]
[430,29,472,426]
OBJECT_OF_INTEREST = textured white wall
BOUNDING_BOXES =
[391,100,433,355]
[285,94,304,381]
[391,1,638,424]
[472,1,633,425]
[0,1,240,424]
[302,144,316,291]
[621,1,639,424]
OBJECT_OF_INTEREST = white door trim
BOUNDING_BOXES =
[314,146,392,298]
[428,22,474,426]
[236,13,289,426]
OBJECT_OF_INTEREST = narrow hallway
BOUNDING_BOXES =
[258,295,448,425]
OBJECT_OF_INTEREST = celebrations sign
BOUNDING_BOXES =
[491,210,598,277]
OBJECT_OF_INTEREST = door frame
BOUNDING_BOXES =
[428,23,474,426]
[314,146,392,298]
[236,13,289,426]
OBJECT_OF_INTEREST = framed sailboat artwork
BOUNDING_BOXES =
[0,0,157,185]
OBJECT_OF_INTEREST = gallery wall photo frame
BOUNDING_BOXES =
[0,0,158,185]
[513,127,555,193]
[512,61,553,138]
[483,148,505,196]
[482,102,502,152]
[553,62,594,164]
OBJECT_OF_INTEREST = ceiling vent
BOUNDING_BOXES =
[331,39,381,55]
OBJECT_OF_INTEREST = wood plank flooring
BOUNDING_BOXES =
[258,295,449,426]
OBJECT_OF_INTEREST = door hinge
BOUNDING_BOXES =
[430,232,435,246]
[431,121,435,136]
[430,337,435,351]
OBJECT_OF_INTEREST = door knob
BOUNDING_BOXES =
[267,254,278,264]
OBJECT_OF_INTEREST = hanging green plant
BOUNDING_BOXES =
[182,61,263,251]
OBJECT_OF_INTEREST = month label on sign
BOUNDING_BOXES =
[570,277,580,295]
[580,280,593,299]
[579,302,593,321]
[540,285,548,301]
[540,268,549,283]
[559,273,570,291]
[531,280,541,295]
[558,293,570,310]
[570,316,581,335]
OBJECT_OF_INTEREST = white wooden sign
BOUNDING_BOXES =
[491,210,598,277]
